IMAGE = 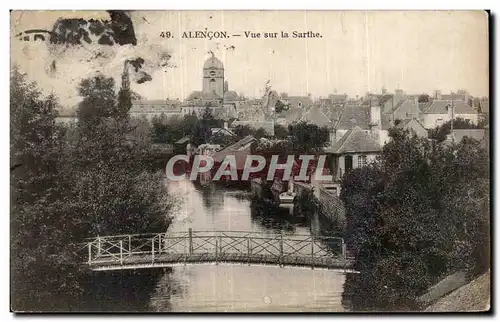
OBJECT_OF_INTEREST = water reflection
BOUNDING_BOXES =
[152,179,348,311]
[150,264,346,312]
[81,269,164,312]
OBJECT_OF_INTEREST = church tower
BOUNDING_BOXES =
[202,52,224,98]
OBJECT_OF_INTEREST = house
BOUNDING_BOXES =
[479,98,489,114]
[445,129,487,147]
[387,98,421,123]
[420,100,479,129]
[301,105,332,128]
[394,119,428,139]
[332,103,371,143]
[130,100,182,120]
[210,122,237,137]
[275,107,304,126]
[211,135,257,181]
[213,104,238,120]
[325,126,381,183]
[174,136,192,155]
[235,101,267,122]
[208,122,238,147]
[281,96,313,109]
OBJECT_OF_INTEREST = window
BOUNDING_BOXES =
[357,155,367,168]
[345,155,353,173]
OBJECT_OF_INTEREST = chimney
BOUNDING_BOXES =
[394,89,404,105]
[370,101,381,142]
[447,101,454,120]
[434,90,442,100]
[414,98,419,118]
[329,129,337,144]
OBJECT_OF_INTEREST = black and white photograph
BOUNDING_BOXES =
[9,9,491,312]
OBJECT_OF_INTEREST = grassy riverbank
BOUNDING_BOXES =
[425,271,490,312]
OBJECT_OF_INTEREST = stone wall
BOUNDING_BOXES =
[318,187,346,227]
[294,182,346,227]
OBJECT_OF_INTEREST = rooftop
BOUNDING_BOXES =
[423,100,477,114]
[451,129,486,143]
[326,126,381,154]
[335,104,371,130]
[203,54,224,69]
[301,105,332,128]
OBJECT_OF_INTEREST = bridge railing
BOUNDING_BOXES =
[79,229,347,267]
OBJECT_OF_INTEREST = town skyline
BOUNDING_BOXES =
[11,10,488,108]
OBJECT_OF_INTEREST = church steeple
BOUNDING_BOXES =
[202,53,224,98]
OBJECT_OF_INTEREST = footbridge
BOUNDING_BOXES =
[77,230,354,271]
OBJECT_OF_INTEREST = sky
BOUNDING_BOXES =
[10,10,489,108]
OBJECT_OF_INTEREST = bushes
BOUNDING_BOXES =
[340,129,489,310]
[293,189,322,218]
[11,70,176,311]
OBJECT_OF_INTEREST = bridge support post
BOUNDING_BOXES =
[120,240,123,265]
[128,235,131,256]
[342,241,347,272]
[158,234,162,254]
[152,237,155,263]
[247,238,251,266]
[279,234,283,267]
[188,228,193,255]
[87,242,92,265]
[311,236,314,270]
[215,240,218,265]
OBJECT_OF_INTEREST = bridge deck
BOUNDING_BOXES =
[78,230,354,271]
[88,252,354,271]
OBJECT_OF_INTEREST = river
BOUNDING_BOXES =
[84,179,348,312]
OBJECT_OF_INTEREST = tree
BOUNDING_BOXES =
[70,76,175,236]
[340,129,489,310]
[76,74,117,135]
[428,117,484,142]
[275,100,287,113]
[11,70,177,311]
[11,67,85,310]
[191,106,218,146]
[418,94,430,103]
[116,86,132,119]
[232,125,254,138]
[274,124,288,139]
[288,121,329,154]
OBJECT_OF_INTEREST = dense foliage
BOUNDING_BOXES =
[11,68,175,311]
[150,107,224,146]
[252,122,329,157]
[428,117,487,142]
[340,129,489,310]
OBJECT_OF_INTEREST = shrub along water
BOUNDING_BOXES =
[10,68,176,311]
[340,129,489,311]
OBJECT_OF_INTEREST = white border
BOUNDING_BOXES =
[2,1,498,320]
